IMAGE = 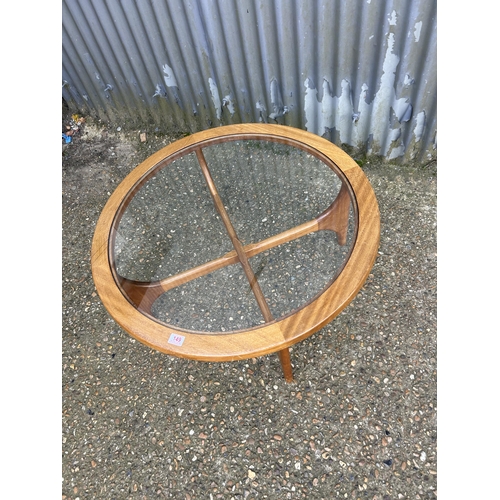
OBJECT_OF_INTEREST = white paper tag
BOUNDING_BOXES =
[168,333,185,346]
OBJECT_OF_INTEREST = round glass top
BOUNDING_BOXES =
[112,138,356,333]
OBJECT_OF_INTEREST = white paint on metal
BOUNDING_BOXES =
[303,78,319,133]
[393,99,413,123]
[62,0,436,164]
[255,101,267,114]
[152,84,166,99]
[404,74,415,86]
[269,78,288,120]
[319,79,335,135]
[370,32,400,153]
[388,143,406,160]
[305,78,353,144]
[296,22,429,160]
[353,84,371,146]
[337,79,354,144]
[414,21,423,42]
[222,94,236,116]
[255,101,267,123]
[390,128,401,142]
[414,111,426,142]
[209,78,222,120]
[388,10,397,26]
[162,64,178,88]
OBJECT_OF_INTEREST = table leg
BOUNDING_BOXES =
[278,348,294,382]
[317,181,351,245]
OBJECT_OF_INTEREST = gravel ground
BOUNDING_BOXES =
[62,112,437,500]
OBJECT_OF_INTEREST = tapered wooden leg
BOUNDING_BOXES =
[278,348,294,382]
[316,181,351,245]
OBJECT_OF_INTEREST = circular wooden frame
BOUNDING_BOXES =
[91,124,380,373]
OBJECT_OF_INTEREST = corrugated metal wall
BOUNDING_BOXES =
[62,0,436,164]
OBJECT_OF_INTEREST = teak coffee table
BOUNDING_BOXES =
[91,124,380,382]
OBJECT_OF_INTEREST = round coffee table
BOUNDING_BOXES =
[91,124,380,382]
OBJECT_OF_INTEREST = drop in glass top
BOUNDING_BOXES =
[111,137,357,333]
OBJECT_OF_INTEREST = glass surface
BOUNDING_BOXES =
[202,140,342,243]
[114,152,232,282]
[113,139,355,332]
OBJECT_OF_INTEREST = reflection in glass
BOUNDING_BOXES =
[113,139,355,332]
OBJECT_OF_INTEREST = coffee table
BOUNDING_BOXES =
[91,124,380,382]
